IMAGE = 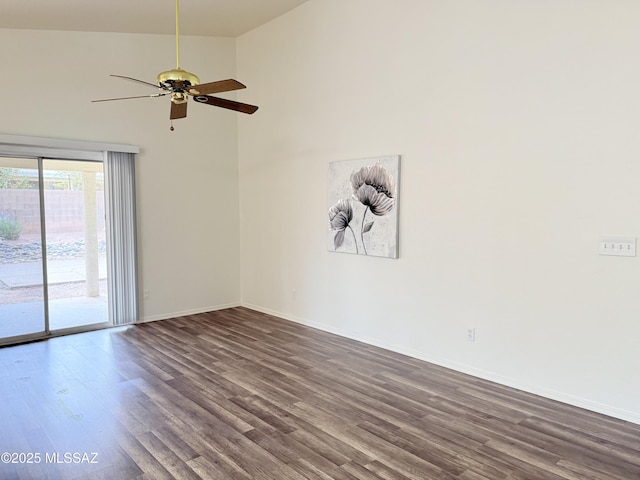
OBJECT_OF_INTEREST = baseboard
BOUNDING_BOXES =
[399,347,640,427]
[241,302,640,426]
[141,302,240,323]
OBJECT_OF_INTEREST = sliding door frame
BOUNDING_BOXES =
[37,157,51,336]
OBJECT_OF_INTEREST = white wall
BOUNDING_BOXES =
[237,0,640,423]
[0,28,242,320]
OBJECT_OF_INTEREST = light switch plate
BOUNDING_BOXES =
[599,237,636,257]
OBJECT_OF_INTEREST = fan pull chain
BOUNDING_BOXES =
[170,120,175,131]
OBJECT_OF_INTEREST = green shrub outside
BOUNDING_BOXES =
[0,218,22,240]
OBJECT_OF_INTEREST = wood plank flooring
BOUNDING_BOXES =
[0,307,638,479]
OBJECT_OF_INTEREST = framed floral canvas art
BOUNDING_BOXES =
[327,155,400,258]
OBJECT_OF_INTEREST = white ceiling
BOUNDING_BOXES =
[0,0,309,37]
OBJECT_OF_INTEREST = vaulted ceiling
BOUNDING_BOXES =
[0,0,309,37]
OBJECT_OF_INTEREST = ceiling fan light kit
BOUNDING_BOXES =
[92,0,258,130]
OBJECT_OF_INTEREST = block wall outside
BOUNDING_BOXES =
[0,190,105,235]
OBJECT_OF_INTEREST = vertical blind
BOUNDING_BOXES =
[104,151,139,325]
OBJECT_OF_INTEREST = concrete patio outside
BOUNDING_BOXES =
[0,257,108,339]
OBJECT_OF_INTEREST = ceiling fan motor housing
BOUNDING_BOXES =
[157,68,200,91]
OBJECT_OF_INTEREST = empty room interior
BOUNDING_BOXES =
[0,1,639,479]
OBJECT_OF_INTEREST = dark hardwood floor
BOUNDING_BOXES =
[0,307,638,479]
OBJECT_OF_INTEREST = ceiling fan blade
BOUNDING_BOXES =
[193,95,258,114]
[170,101,188,120]
[187,79,246,96]
[111,75,162,89]
[92,93,168,102]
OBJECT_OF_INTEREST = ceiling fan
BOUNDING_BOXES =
[92,0,258,130]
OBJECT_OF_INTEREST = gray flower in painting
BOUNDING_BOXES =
[350,162,395,216]
[328,199,357,251]
[349,161,396,255]
[328,199,353,231]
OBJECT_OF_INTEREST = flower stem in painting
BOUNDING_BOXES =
[360,206,369,255]
[347,225,359,254]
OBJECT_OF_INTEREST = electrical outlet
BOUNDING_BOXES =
[599,237,636,257]
[143,289,150,300]
[466,328,476,342]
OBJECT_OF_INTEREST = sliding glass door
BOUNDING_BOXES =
[0,157,109,343]
[0,157,46,338]
[43,159,108,330]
